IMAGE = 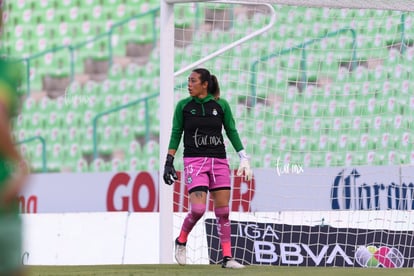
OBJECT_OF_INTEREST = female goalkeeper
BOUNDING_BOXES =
[163,68,252,269]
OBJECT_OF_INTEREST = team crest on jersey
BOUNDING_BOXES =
[187,175,192,184]
[212,108,218,116]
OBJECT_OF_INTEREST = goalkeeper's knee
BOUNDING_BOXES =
[214,206,229,220]
[189,203,206,222]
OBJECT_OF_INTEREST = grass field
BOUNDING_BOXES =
[26,265,414,276]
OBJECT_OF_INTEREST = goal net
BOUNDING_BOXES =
[165,0,414,267]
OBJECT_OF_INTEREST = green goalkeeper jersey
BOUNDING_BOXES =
[168,94,244,158]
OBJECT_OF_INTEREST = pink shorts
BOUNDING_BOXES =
[183,157,231,192]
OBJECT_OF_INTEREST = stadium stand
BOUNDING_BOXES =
[4,1,414,172]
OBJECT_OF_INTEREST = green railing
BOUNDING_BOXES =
[16,136,47,173]
[400,12,408,54]
[18,7,160,95]
[92,93,158,160]
[249,27,357,107]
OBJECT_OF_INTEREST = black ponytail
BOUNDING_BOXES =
[193,68,220,99]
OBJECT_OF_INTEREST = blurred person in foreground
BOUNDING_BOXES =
[0,1,29,275]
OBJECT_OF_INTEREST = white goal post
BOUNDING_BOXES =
[159,0,414,266]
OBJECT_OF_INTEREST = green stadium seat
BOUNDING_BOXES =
[70,158,89,173]
[350,65,369,82]
[25,110,45,130]
[46,126,63,146]
[277,135,290,151]
[125,140,142,159]
[260,153,274,169]
[363,150,377,166]
[370,115,386,135]
[125,156,141,172]
[18,143,31,161]
[395,132,412,152]
[81,109,95,126]
[98,125,117,156]
[142,139,159,157]
[108,157,125,172]
[15,129,28,144]
[361,97,379,116]
[46,110,64,129]
[146,156,159,171]
[99,94,116,110]
[89,158,108,172]
[378,132,393,149]
[46,142,64,172]
[64,109,82,128]
[124,63,146,80]
[21,96,37,113]
[389,63,410,81]
[390,114,410,132]
[30,126,44,139]
[330,152,344,167]
[357,133,376,151]
[324,99,342,117]
[382,150,397,165]
[63,126,79,146]
[13,114,28,130]
[336,133,353,152]
[314,134,328,152]
[271,118,285,136]
[79,126,94,156]
[116,125,134,147]
[344,98,362,116]
[323,151,334,167]
[107,64,123,80]
[131,105,148,138]
[63,142,82,165]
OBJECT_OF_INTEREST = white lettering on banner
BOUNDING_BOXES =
[327,245,353,265]
[253,241,352,265]
[276,157,304,176]
[280,243,303,265]
[254,241,277,263]
[301,244,329,265]
[264,225,280,240]
[236,223,279,240]
[240,223,353,265]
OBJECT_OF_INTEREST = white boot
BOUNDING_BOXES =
[175,238,186,265]
[222,257,245,269]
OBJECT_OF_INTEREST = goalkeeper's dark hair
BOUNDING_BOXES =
[193,68,220,99]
